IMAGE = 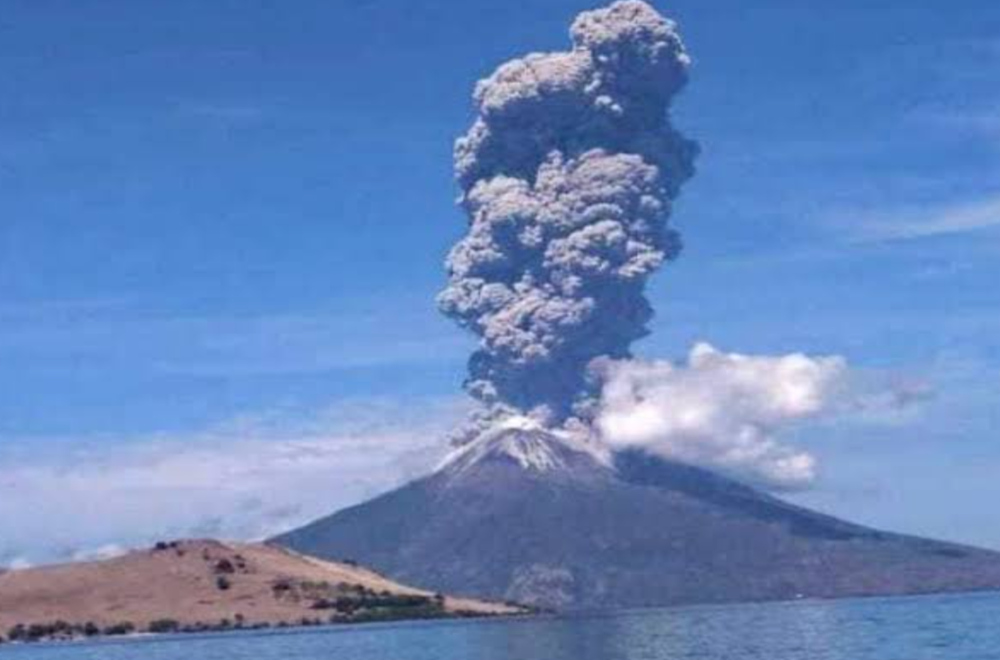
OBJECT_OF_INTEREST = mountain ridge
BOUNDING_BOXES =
[274,429,1000,609]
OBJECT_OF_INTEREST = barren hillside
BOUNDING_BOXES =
[0,539,520,642]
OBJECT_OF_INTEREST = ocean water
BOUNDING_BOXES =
[3,592,999,660]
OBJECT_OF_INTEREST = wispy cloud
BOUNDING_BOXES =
[0,304,467,376]
[850,194,1000,242]
[0,397,466,568]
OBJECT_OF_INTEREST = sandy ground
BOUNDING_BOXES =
[0,539,520,632]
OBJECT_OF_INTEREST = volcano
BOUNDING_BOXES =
[273,429,1000,609]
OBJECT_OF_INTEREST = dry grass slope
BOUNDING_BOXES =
[0,539,521,643]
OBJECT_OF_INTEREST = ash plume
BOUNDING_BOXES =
[439,1,697,437]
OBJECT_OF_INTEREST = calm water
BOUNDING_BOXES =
[3,592,999,660]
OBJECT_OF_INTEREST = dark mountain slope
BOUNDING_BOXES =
[274,429,1000,609]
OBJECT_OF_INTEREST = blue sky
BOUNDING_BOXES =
[1,0,999,563]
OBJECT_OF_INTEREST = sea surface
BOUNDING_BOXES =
[3,592,999,660]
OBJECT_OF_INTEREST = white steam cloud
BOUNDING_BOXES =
[0,399,464,567]
[595,343,916,491]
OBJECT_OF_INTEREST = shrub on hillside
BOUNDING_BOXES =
[147,619,180,634]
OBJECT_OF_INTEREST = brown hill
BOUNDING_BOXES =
[0,539,520,642]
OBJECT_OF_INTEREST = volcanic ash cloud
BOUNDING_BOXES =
[438,0,698,435]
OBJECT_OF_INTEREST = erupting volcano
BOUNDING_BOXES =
[274,1,1000,609]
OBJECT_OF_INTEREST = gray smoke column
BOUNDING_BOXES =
[438,1,697,437]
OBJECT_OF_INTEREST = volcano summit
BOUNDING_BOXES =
[275,430,1000,609]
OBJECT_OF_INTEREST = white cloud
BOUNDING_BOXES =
[852,194,1000,242]
[2,557,33,571]
[69,544,128,563]
[0,303,468,378]
[596,343,918,491]
[0,359,932,564]
[0,397,466,566]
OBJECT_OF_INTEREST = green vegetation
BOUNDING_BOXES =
[102,622,136,636]
[270,576,451,621]
[2,620,140,643]
[5,621,112,643]
[0,576,512,644]
[147,619,180,633]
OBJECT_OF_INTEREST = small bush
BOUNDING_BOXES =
[213,558,235,575]
[147,619,180,634]
[153,540,180,552]
[103,622,136,636]
[310,598,334,610]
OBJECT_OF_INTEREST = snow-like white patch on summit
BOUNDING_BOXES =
[440,417,611,475]
[493,431,565,472]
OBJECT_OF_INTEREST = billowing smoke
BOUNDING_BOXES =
[439,1,697,436]
[596,344,845,490]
